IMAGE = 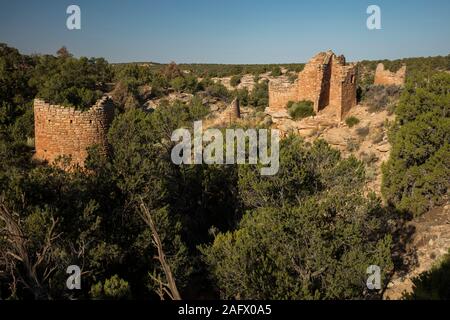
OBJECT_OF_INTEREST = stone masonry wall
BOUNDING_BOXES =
[267,51,357,121]
[374,63,406,86]
[297,52,329,110]
[339,68,357,118]
[268,81,298,112]
[34,96,114,167]
[218,97,241,124]
[329,55,343,111]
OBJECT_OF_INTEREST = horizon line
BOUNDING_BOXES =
[9,44,450,65]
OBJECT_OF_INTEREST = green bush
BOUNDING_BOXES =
[345,116,360,127]
[90,275,131,299]
[288,100,315,120]
[201,137,393,299]
[230,75,241,87]
[286,100,295,109]
[205,82,231,100]
[30,55,112,110]
[382,72,450,216]
[187,96,210,120]
[362,85,402,113]
[404,250,450,300]
[270,66,282,77]
[288,73,298,83]
[247,81,269,110]
[170,76,186,92]
[233,88,249,106]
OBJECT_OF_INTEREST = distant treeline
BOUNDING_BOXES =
[359,55,450,86]
[113,54,449,79]
[359,54,450,73]
[113,62,305,78]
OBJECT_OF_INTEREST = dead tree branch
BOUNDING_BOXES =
[0,199,60,299]
[138,199,181,300]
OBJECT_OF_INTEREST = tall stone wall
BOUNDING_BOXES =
[268,81,298,112]
[339,67,357,119]
[297,52,330,110]
[330,56,357,120]
[267,51,357,121]
[219,97,241,123]
[329,55,343,111]
[374,63,406,86]
[34,96,114,167]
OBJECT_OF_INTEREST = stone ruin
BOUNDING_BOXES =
[218,97,241,124]
[374,63,406,86]
[34,96,114,167]
[267,50,357,121]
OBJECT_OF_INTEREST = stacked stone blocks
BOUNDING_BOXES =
[34,96,114,167]
[374,63,406,86]
[268,51,357,121]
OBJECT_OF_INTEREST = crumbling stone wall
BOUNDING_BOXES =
[268,82,298,112]
[218,97,241,123]
[34,96,114,167]
[267,51,357,121]
[374,63,406,86]
[340,69,357,117]
[330,56,357,119]
[297,51,332,110]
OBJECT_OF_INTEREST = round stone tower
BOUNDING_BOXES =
[33,96,114,167]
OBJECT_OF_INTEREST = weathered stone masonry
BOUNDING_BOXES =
[220,97,241,123]
[268,51,357,121]
[374,63,406,86]
[34,96,114,167]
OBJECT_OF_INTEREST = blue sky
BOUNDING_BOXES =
[0,0,449,63]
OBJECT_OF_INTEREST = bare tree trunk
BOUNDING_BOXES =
[139,199,182,300]
[0,199,60,300]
